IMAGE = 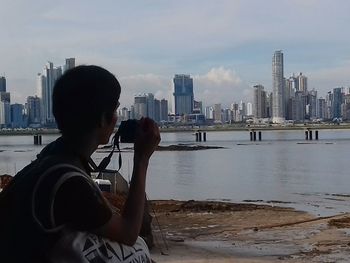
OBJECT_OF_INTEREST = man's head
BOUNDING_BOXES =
[53,65,121,138]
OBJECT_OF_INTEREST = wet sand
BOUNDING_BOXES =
[149,200,350,262]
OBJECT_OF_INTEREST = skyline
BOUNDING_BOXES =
[0,0,349,107]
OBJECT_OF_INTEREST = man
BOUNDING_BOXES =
[0,65,160,262]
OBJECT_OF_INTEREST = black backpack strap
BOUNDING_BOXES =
[31,163,101,233]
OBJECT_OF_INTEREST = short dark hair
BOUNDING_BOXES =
[53,65,121,136]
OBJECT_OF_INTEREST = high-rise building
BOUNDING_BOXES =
[317,98,326,120]
[214,104,222,123]
[307,89,317,119]
[27,96,41,125]
[332,87,343,119]
[0,100,10,127]
[154,99,160,122]
[37,73,46,124]
[173,74,194,115]
[297,73,308,94]
[146,93,155,120]
[222,108,231,123]
[10,103,24,128]
[205,106,214,120]
[231,103,240,122]
[253,84,266,118]
[65,58,76,72]
[39,59,74,126]
[272,50,285,123]
[41,62,62,125]
[239,101,246,118]
[118,107,129,121]
[0,76,6,92]
[134,94,148,119]
[246,102,253,116]
[160,99,168,122]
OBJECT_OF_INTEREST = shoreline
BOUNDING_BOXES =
[1,123,350,136]
[148,200,350,262]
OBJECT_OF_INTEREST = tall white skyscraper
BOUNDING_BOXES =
[272,50,285,123]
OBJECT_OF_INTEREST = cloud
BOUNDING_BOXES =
[194,67,250,107]
[118,74,172,107]
[116,67,252,110]
[0,1,350,105]
[308,60,350,95]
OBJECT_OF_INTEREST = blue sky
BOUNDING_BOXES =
[0,0,349,108]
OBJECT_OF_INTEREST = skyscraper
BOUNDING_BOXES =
[27,96,41,125]
[154,99,160,122]
[214,104,222,123]
[0,100,10,128]
[65,58,76,72]
[0,76,6,92]
[173,74,194,115]
[10,104,24,128]
[41,62,62,125]
[146,93,155,120]
[253,84,266,118]
[317,98,326,119]
[160,99,168,122]
[297,73,308,94]
[134,94,148,119]
[332,87,343,119]
[272,50,285,123]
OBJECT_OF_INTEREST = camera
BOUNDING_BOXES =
[117,119,140,143]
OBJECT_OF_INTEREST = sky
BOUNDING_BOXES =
[0,0,349,108]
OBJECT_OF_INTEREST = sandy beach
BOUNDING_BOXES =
[148,200,350,263]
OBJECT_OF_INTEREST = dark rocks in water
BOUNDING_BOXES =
[156,144,224,151]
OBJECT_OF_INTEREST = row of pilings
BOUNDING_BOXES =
[32,129,321,145]
[249,129,320,141]
[33,134,42,145]
[305,130,319,140]
[195,131,207,142]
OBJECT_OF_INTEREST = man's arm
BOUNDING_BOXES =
[93,118,160,245]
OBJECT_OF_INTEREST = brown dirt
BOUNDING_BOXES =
[148,200,350,263]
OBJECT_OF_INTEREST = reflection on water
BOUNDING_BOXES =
[1,130,350,216]
[174,151,195,186]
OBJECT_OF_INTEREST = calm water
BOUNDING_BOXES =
[1,130,350,216]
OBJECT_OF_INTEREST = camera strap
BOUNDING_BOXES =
[88,132,122,178]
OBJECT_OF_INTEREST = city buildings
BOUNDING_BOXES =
[1,53,350,129]
[38,58,75,125]
[133,93,168,123]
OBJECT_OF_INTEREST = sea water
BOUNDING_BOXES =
[1,130,350,216]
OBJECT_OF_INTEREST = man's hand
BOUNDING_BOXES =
[134,117,161,162]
